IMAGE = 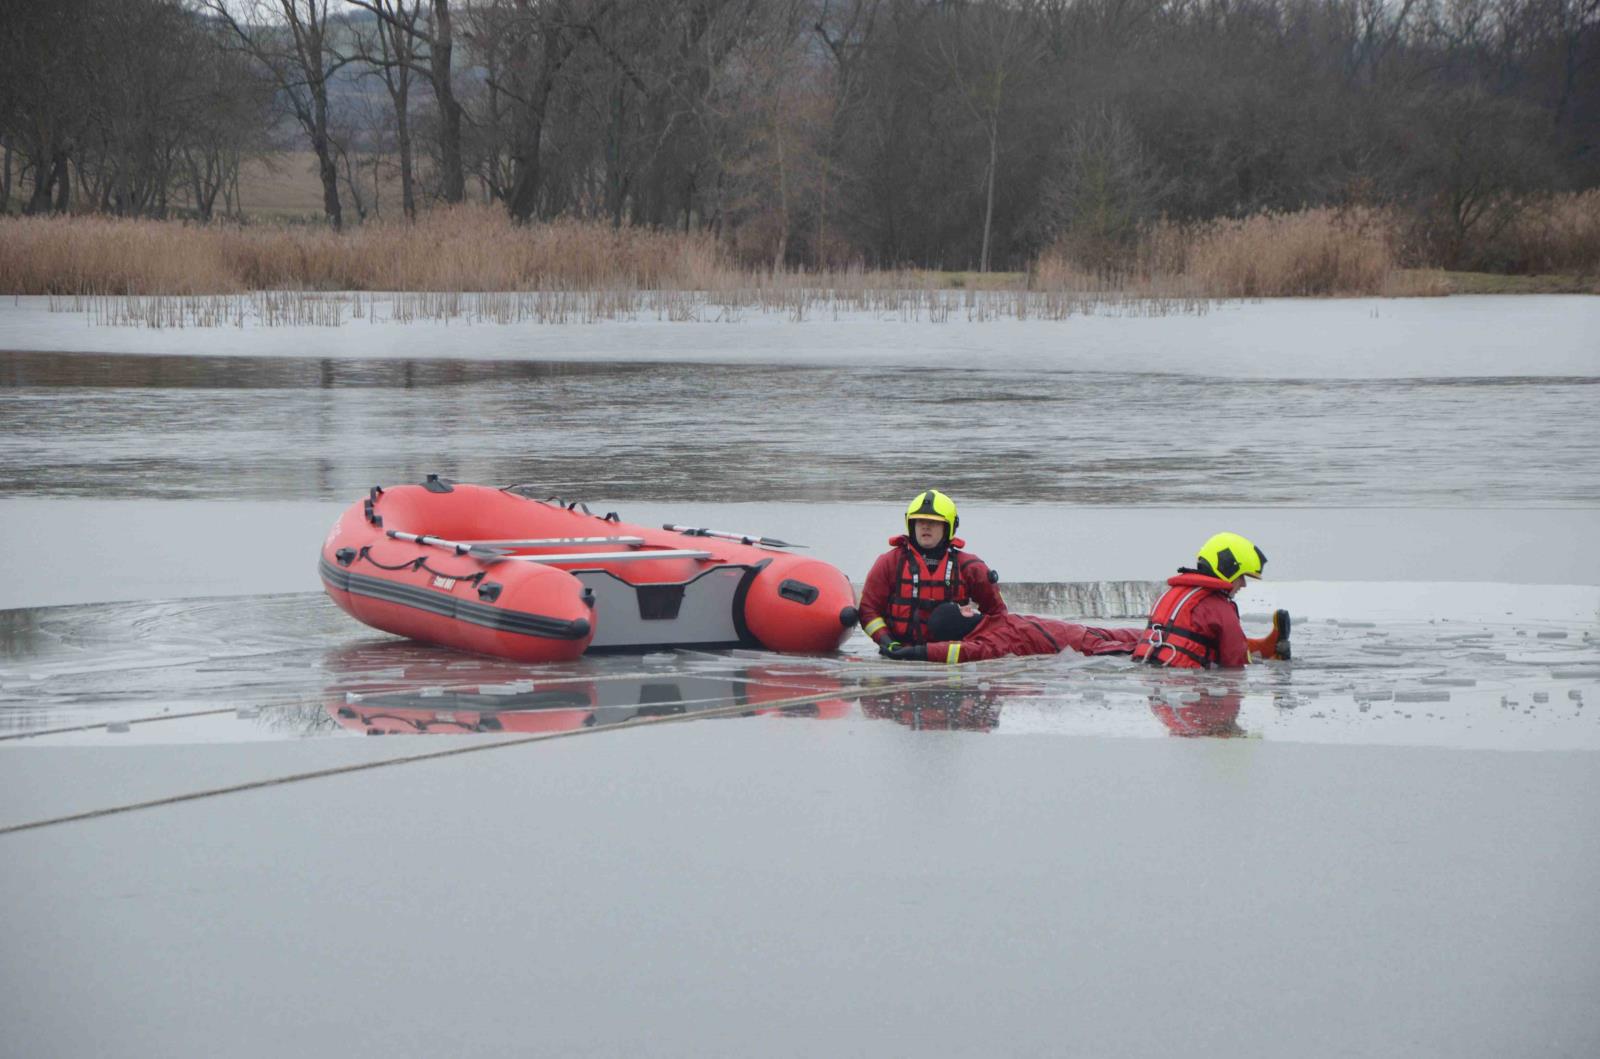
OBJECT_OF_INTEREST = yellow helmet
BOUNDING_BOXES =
[905,489,959,537]
[1196,532,1266,582]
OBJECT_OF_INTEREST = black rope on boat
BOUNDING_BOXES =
[354,547,484,584]
[357,546,425,572]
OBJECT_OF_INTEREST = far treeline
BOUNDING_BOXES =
[2,0,1598,276]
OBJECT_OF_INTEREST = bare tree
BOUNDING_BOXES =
[180,25,275,222]
[935,0,1044,271]
[1032,106,1169,266]
[812,0,880,265]
[346,0,426,218]
[201,0,352,228]
[467,0,591,222]
[0,0,93,213]
[346,0,468,205]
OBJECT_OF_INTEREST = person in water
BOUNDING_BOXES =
[880,600,1142,663]
[858,490,1006,650]
[1131,531,1290,669]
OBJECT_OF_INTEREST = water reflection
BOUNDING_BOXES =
[318,641,1237,740]
[857,680,1004,732]
[5,351,1595,505]
[1147,690,1246,738]
[3,592,1595,749]
[321,640,852,737]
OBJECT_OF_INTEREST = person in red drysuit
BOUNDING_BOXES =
[858,489,1006,649]
[880,601,1142,663]
[1131,531,1289,669]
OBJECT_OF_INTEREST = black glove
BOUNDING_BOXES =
[877,640,903,656]
[882,643,929,661]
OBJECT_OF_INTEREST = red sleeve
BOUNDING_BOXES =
[960,554,1008,615]
[1203,596,1250,668]
[858,551,897,644]
[924,639,1002,663]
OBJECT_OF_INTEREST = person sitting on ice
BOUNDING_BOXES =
[858,489,1007,651]
[879,600,1142,663]
[1131,532,1290,669]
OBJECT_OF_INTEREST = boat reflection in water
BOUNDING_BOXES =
[322,641,852,737]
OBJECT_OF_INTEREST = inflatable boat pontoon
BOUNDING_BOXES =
[320,478,858,663]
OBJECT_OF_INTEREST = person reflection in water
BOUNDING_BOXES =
[1148,692,1247,738]
[860,683,1003,731]
[880,600,1141,663]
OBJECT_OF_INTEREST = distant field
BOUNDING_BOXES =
[237,151,417,221]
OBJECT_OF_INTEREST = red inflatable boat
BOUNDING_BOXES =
[320,478,858,662]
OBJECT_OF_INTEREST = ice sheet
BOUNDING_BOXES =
[2,724,1596,1058]
[5,293,1598,378]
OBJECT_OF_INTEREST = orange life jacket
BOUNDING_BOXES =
[1132,575,1231,669]
[886,545,971,644]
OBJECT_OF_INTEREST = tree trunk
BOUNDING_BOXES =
[774,110,790,270]
[506,25,572,225]
[397,114,416,221]
[388,60,416,220]
[311,84,343,230]
[1,139,11,214]
[318,143,343,229]
[816,152,830,268]
[507,119,544,223]
[431,0,465,203]
[606,82,626,228]
[50,152,70,213]
[980,124,997,273]
[26,154,53,214]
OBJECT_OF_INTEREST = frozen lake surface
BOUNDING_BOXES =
[5,291,1598,378]
[2,297,1597,1055]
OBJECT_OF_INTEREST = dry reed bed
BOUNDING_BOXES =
[1035,207,1451,298]
[7,197,1596,329]
[1485,189,1600,275]
[0,206,731,296]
